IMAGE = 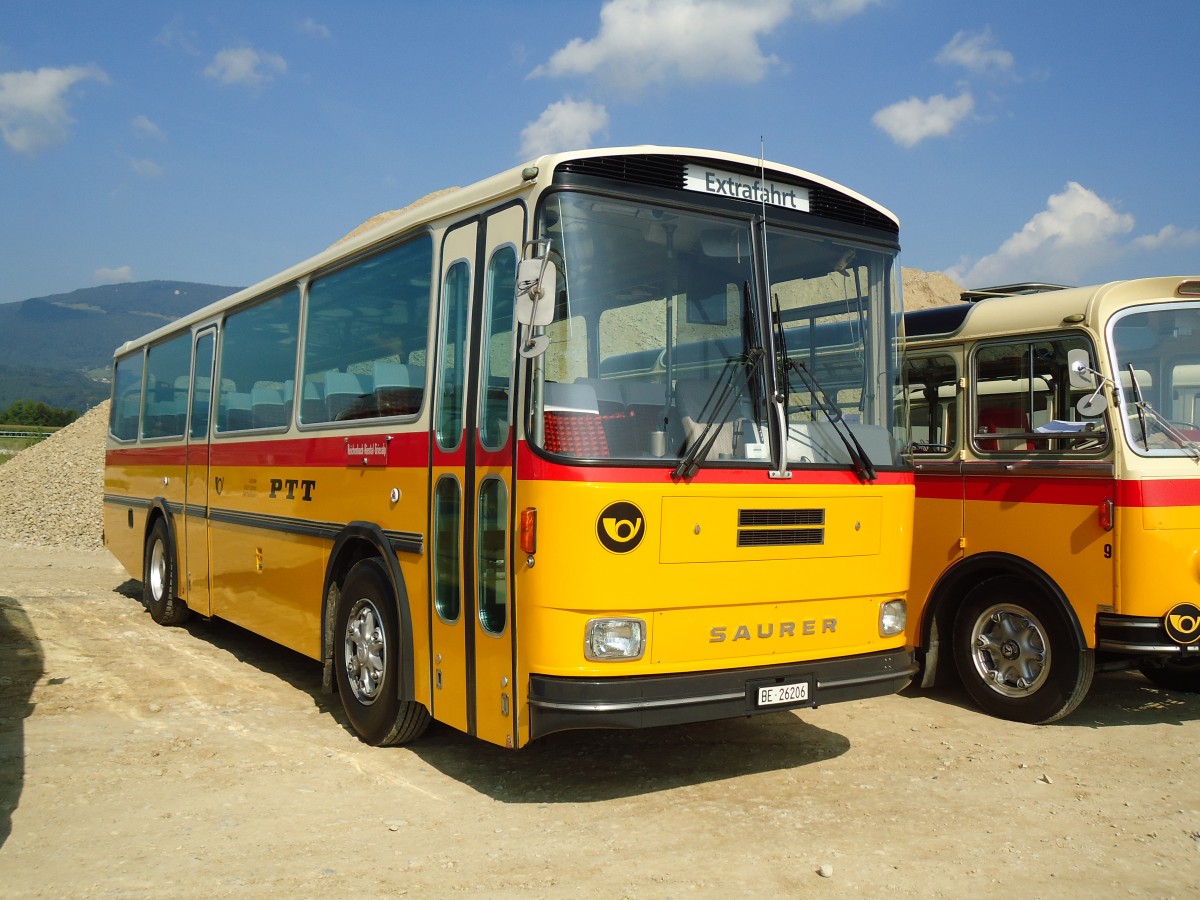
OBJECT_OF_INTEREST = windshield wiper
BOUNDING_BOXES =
[770,288,876,482]
[1126,363,1200,458]
[673,282,766,479]
[673,349,764,479]
[782,356,877,481]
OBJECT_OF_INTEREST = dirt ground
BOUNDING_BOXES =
[1,542,1198,898]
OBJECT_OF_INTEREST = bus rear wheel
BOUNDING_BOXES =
[143,518,190,626]
[952,576,1093,724]
[1139,657,1200,693]
[334,558,430,746]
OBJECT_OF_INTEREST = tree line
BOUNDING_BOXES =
[0,400,80,427]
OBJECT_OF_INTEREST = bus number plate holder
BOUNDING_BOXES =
[751,676,815,709]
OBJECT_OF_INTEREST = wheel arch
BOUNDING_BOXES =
[320,522,417,704]
[144,498,180,574]
[918,552,1085,688]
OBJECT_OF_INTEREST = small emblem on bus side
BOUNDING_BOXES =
[597,501,645,553]
[1164,602,1200,644]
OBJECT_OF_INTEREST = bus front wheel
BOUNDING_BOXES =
[143,518,190,626]
[334,558,430,746]
[952,576,1093,724]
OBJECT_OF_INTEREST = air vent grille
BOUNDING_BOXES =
[737,508,825,547]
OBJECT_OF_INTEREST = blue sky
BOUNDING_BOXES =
[2,0,1198,305]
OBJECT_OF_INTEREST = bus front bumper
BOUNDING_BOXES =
[527,648,916,740]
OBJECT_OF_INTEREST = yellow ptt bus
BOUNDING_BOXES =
[104,146,915,748]
[901,277,1200,722]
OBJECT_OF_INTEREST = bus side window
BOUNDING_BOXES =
[110,352,145,442]
[903,354,958,455]
[300,234,433,426]
[972,336,1108,455]
[216,289,299,434]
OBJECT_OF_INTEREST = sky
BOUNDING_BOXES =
[2,0,1199,306]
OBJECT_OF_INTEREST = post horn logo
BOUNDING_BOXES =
[597,501,645,553]
[1164,602,1200,645]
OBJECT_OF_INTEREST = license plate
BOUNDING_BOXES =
[756,679,812,707]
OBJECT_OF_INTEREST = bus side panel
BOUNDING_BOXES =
[960,472,1115,645]
[908,475,964,645]
[1115,480,1200,619]
[204,437,432,669]
[103,447,186,588]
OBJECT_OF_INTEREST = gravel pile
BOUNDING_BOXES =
[0,401,108,550]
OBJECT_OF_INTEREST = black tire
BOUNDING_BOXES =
[143,518,190,626]
[1139,657,1200,693]
[334,558,430,746]
[952,575,1093,723]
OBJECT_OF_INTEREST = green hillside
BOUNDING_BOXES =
[0,281,239,411]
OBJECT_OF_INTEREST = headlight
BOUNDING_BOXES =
[585,618,646,661]
[879,599,906,637]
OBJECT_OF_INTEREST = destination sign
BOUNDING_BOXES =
[684,164,810,212]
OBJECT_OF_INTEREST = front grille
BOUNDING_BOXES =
[738,528,825,547]
[554,154,898,233]
[555,154,687,190]
[739,508,825,527]
[737,507,825,547]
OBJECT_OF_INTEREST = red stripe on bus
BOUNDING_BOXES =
[917,474,1200,509]
[107,432,431,468]
[1117,479,1200,508]
[916,474,1116,505]
[517,443,914,487]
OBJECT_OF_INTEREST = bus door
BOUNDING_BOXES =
[467,205,522,747]
[184,328,216,616]
[430,207,523,747]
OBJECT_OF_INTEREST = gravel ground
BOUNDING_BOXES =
[0,402,107,551]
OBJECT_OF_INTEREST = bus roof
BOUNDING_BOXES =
[904,276,1200,341]
[113,145,900,357]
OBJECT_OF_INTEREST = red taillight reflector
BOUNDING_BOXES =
[520,507,537,554]
[1098,498,1114,531]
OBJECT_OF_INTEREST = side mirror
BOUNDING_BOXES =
[515,241,558,358]
[515,255,557,328]
[1067,348,1097,390]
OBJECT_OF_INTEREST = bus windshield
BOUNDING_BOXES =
[1110,303,1200,457]
[532,190,902,469]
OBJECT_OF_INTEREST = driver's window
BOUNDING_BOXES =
[903,354,958,456]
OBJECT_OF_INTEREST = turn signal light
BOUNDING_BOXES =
[1098,499,1114,531]
[520,507,537,554]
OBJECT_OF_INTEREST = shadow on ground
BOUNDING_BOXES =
[900,669,1200,728]
[115,584,853,802]
[0,597,44,849]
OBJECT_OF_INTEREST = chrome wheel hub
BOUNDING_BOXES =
[149,539,166,602]
[343,598,386,705]
[969,603,1050,697]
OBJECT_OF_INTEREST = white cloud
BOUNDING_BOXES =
[530,0,794,92]
[872,91,974,147]
[298,18,332,39]
[797,0,884,22]
[133,114,164,140]
[520,99,610,159]
[936,29,1014,75]
[95,266,134,284]
[1131,224,1200,252]
[947,182,1135,287]
[129,157,164,178]
[0,64,109,156]
[204,47,287,88]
